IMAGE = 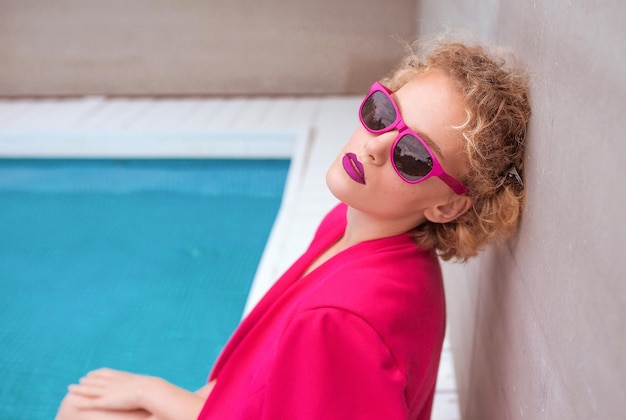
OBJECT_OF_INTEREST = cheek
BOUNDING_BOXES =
[367,178,420,215]
[383,179,444,212]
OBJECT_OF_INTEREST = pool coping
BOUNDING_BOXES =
[0,130,300,159]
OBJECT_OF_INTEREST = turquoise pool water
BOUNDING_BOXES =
[0,159,289,418]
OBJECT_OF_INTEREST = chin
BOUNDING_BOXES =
[325,163,354,203]
[325,172,343,202]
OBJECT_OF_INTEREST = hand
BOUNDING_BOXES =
[68,368,151,411]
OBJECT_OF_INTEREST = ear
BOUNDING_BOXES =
[423,195,472,224]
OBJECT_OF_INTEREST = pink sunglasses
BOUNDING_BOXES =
[359,82,468,195]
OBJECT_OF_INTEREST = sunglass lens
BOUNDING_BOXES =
[394,134,433,181]
[361,91,396,131]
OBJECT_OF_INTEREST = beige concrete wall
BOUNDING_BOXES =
[414,1,626,419]
[0,0,415,96]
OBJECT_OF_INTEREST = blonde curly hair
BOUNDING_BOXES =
[381,40,531,261]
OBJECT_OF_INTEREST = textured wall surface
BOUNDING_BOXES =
[415,1,626,419]
[0,0,415,96]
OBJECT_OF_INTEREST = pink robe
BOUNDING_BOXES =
[198,203,446,419]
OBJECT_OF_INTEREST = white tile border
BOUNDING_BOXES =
[0,130,299,159]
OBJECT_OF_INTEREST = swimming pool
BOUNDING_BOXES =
[0,158,289,418]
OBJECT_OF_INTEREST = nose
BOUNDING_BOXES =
[363,130,396,167]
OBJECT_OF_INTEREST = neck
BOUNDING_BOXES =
[300,204,425,278]
[340,205,426,247]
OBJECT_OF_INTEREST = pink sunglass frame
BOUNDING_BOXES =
[359,82,468,195]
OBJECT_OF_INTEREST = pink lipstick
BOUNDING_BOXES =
[342,153,365,185]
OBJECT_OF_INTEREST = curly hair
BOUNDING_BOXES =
[381,40,531,261]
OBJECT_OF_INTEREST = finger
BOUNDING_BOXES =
[85,368,116,379]
[63,393,97,411]
[68,383,104,398]
[71,393,121,411]
[71,395,101,410]
[89,368,131,382]
[97,367,130,376]
[68,384,94,397]
[79,376,106,388]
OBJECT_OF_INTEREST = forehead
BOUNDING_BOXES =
[392,71,466,160]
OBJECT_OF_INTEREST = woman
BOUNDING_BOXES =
[56,39,530,419]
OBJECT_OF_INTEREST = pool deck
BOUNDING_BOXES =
[0,96,460,419]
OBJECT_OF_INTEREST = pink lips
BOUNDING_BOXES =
[342,153,365,185]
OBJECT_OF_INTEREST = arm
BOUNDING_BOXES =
[68,368,212,420]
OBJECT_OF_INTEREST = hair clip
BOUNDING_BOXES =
[503,165,523,188]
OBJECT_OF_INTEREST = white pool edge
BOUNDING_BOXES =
[0,130,298,159]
